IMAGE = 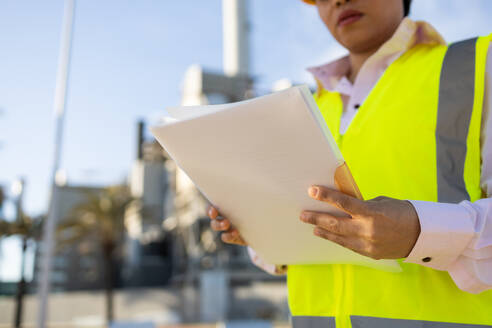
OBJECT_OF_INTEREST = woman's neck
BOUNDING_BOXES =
[347,48,378,84]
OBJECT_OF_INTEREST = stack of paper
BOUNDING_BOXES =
[151,85,399,271]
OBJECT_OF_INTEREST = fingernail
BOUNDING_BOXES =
[309,186,319,198]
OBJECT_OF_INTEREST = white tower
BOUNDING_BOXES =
[223,0,250,77]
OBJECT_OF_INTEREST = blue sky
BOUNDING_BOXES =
[0,0,491,281]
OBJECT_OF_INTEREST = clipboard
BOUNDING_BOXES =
[151,85,400,272]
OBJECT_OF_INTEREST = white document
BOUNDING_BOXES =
[151,85,400,272]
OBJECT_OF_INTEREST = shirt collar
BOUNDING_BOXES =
[307,18,447,91]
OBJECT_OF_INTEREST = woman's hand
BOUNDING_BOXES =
[207,205,247,246]
[300,185,421,260]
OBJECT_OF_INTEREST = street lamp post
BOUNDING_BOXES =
[36,1,76,327]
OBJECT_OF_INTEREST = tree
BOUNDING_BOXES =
[11,212,38,328]
[0,184,41,328]
[56,185,134,325]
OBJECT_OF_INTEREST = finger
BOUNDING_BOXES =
[208,206,219,219]
[211,218,231,231]
[313,227,366,255]
[309,186,368,216]
[300,211,361,236]
[221,229,247,245]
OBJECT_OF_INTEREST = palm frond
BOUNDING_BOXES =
[57,184,135,247]
[0,213,38,238]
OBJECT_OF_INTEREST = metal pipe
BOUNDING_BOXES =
[137,120,145,160]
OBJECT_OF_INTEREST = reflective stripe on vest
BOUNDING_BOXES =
[436,37,477,203]
[292,316,492,328]
[292,316,336,328]
[350,316,492,328]
[287,34,492,328]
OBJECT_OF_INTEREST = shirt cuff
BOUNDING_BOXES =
[404,200,475,270]
[448,256,492,294]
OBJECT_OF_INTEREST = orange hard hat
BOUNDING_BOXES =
[301,0,316,4]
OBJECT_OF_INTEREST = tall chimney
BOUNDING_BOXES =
[222,0,250,77]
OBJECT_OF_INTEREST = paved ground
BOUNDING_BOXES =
[0,283,289,328]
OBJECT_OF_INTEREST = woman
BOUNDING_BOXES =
[209,0,492,327]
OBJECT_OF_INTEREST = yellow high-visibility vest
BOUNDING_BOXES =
[288,35,492,328]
